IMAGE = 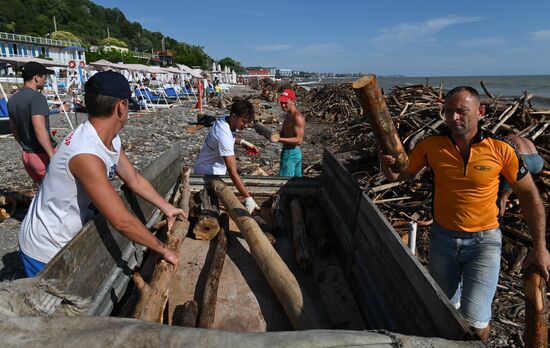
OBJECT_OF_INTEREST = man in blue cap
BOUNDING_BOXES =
[19,71,186,277]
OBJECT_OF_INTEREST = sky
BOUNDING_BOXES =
[92,0,550,76]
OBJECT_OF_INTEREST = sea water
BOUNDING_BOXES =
[309,75,550,109]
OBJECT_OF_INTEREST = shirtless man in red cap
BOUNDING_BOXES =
[277,89,305,177]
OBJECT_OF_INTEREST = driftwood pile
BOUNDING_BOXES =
[300,81,550,346]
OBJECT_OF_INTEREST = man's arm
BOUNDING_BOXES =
[69,153,180,267]
[8,117,21,145]
[510,174,550,280]
[115,149,187,226]
[31,115,55,157]
[278,113,305,146]
[224,154,250,198]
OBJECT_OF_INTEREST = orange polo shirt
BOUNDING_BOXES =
[408,128,528,232]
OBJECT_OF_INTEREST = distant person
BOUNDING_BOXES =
[277,89,305,177]
[8,61,57,184]
[498,130,545,216]
[194,100,261,214]
[378,86,550,343]
[18,71,185,277]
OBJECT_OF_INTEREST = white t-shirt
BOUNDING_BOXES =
[19,121,121,263]
[194,115,235,175]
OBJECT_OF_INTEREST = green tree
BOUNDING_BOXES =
[51,30,81,44]
[219,57,246,74]
[99,37,128,48]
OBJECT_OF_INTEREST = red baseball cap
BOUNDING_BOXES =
[278,89,296,102]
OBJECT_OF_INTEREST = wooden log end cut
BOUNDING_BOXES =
[352,74,377,90]
[193,217,221,240]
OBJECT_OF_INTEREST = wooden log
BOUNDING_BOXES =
[173,300,198,327]
[185,124,205,134]
[197,213,229,328]
[209,178,330,329]
[0,195,17,222]
[133,168,191,323]
[193,188,220,240]
[523,270,548,348]
[352,75,408,172]
[253,215,277,245]
[254,123,280,142]
[290,198,312,272]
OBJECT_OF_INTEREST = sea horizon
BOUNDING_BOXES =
[303,74,550,109]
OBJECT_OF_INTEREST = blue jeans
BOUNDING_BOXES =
[428,223,501,328]
[500,153,544,191]
[279,147,302,177]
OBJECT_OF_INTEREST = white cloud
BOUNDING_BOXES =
[254,44,292,51]
[372,14,483,43]
[456,37,506,47]
[530,29,550,41]
[298,42,339,55]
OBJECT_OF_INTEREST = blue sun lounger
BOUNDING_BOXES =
[0,98,9,120]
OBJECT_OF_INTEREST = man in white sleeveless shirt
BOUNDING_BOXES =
[19,71,186,277]
[194,100,261,214]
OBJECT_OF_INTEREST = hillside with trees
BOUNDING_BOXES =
[0,0,243,70]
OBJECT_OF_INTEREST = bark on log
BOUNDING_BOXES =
[133,168,191,323]
[254,123,280,142]
[209,178,330,329]
[290,198,312,272]
[173,300,198,327]
[193,188,220,240]
[352,75,408,172]
[197,213,229,328]
[523,270,548,348]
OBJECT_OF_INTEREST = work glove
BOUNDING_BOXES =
[244,196,260,214]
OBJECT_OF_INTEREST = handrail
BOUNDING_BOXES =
[0,31,80,48]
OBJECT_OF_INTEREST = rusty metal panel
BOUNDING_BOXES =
[350,192,473,340]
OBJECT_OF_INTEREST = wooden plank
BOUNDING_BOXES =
[39,145,184,315]
[167,234,292,332]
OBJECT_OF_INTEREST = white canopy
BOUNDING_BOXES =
[88,59,121,70]
[177,64,202,78]
[0,56,67,68]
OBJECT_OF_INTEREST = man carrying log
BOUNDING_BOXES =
[18,71,186,277]
[497,129,545,217]
[277,89,305,177]
[194,100,261,214]
[378,86,550,343]
[8,62,57,184]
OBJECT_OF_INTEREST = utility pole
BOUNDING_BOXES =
[53,16,57,32]
[161,37,165,52]
[107,27,110,38]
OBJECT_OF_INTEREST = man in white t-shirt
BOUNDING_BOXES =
[19,71,186,277]
[194,100,261,213]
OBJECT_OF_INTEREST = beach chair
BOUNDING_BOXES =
[163,87,185,99]
[0,98,8,120]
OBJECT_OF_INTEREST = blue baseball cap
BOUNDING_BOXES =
[85,71,131,99]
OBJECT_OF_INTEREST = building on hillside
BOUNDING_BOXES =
[276,68,292,78]
[0,31,86,67]
[89,44,128,53]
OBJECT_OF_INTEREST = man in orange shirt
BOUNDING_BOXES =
[379,86,550,343]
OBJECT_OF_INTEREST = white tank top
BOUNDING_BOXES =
[19,121,121,263]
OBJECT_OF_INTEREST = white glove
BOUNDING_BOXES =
[244,196,260,214]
